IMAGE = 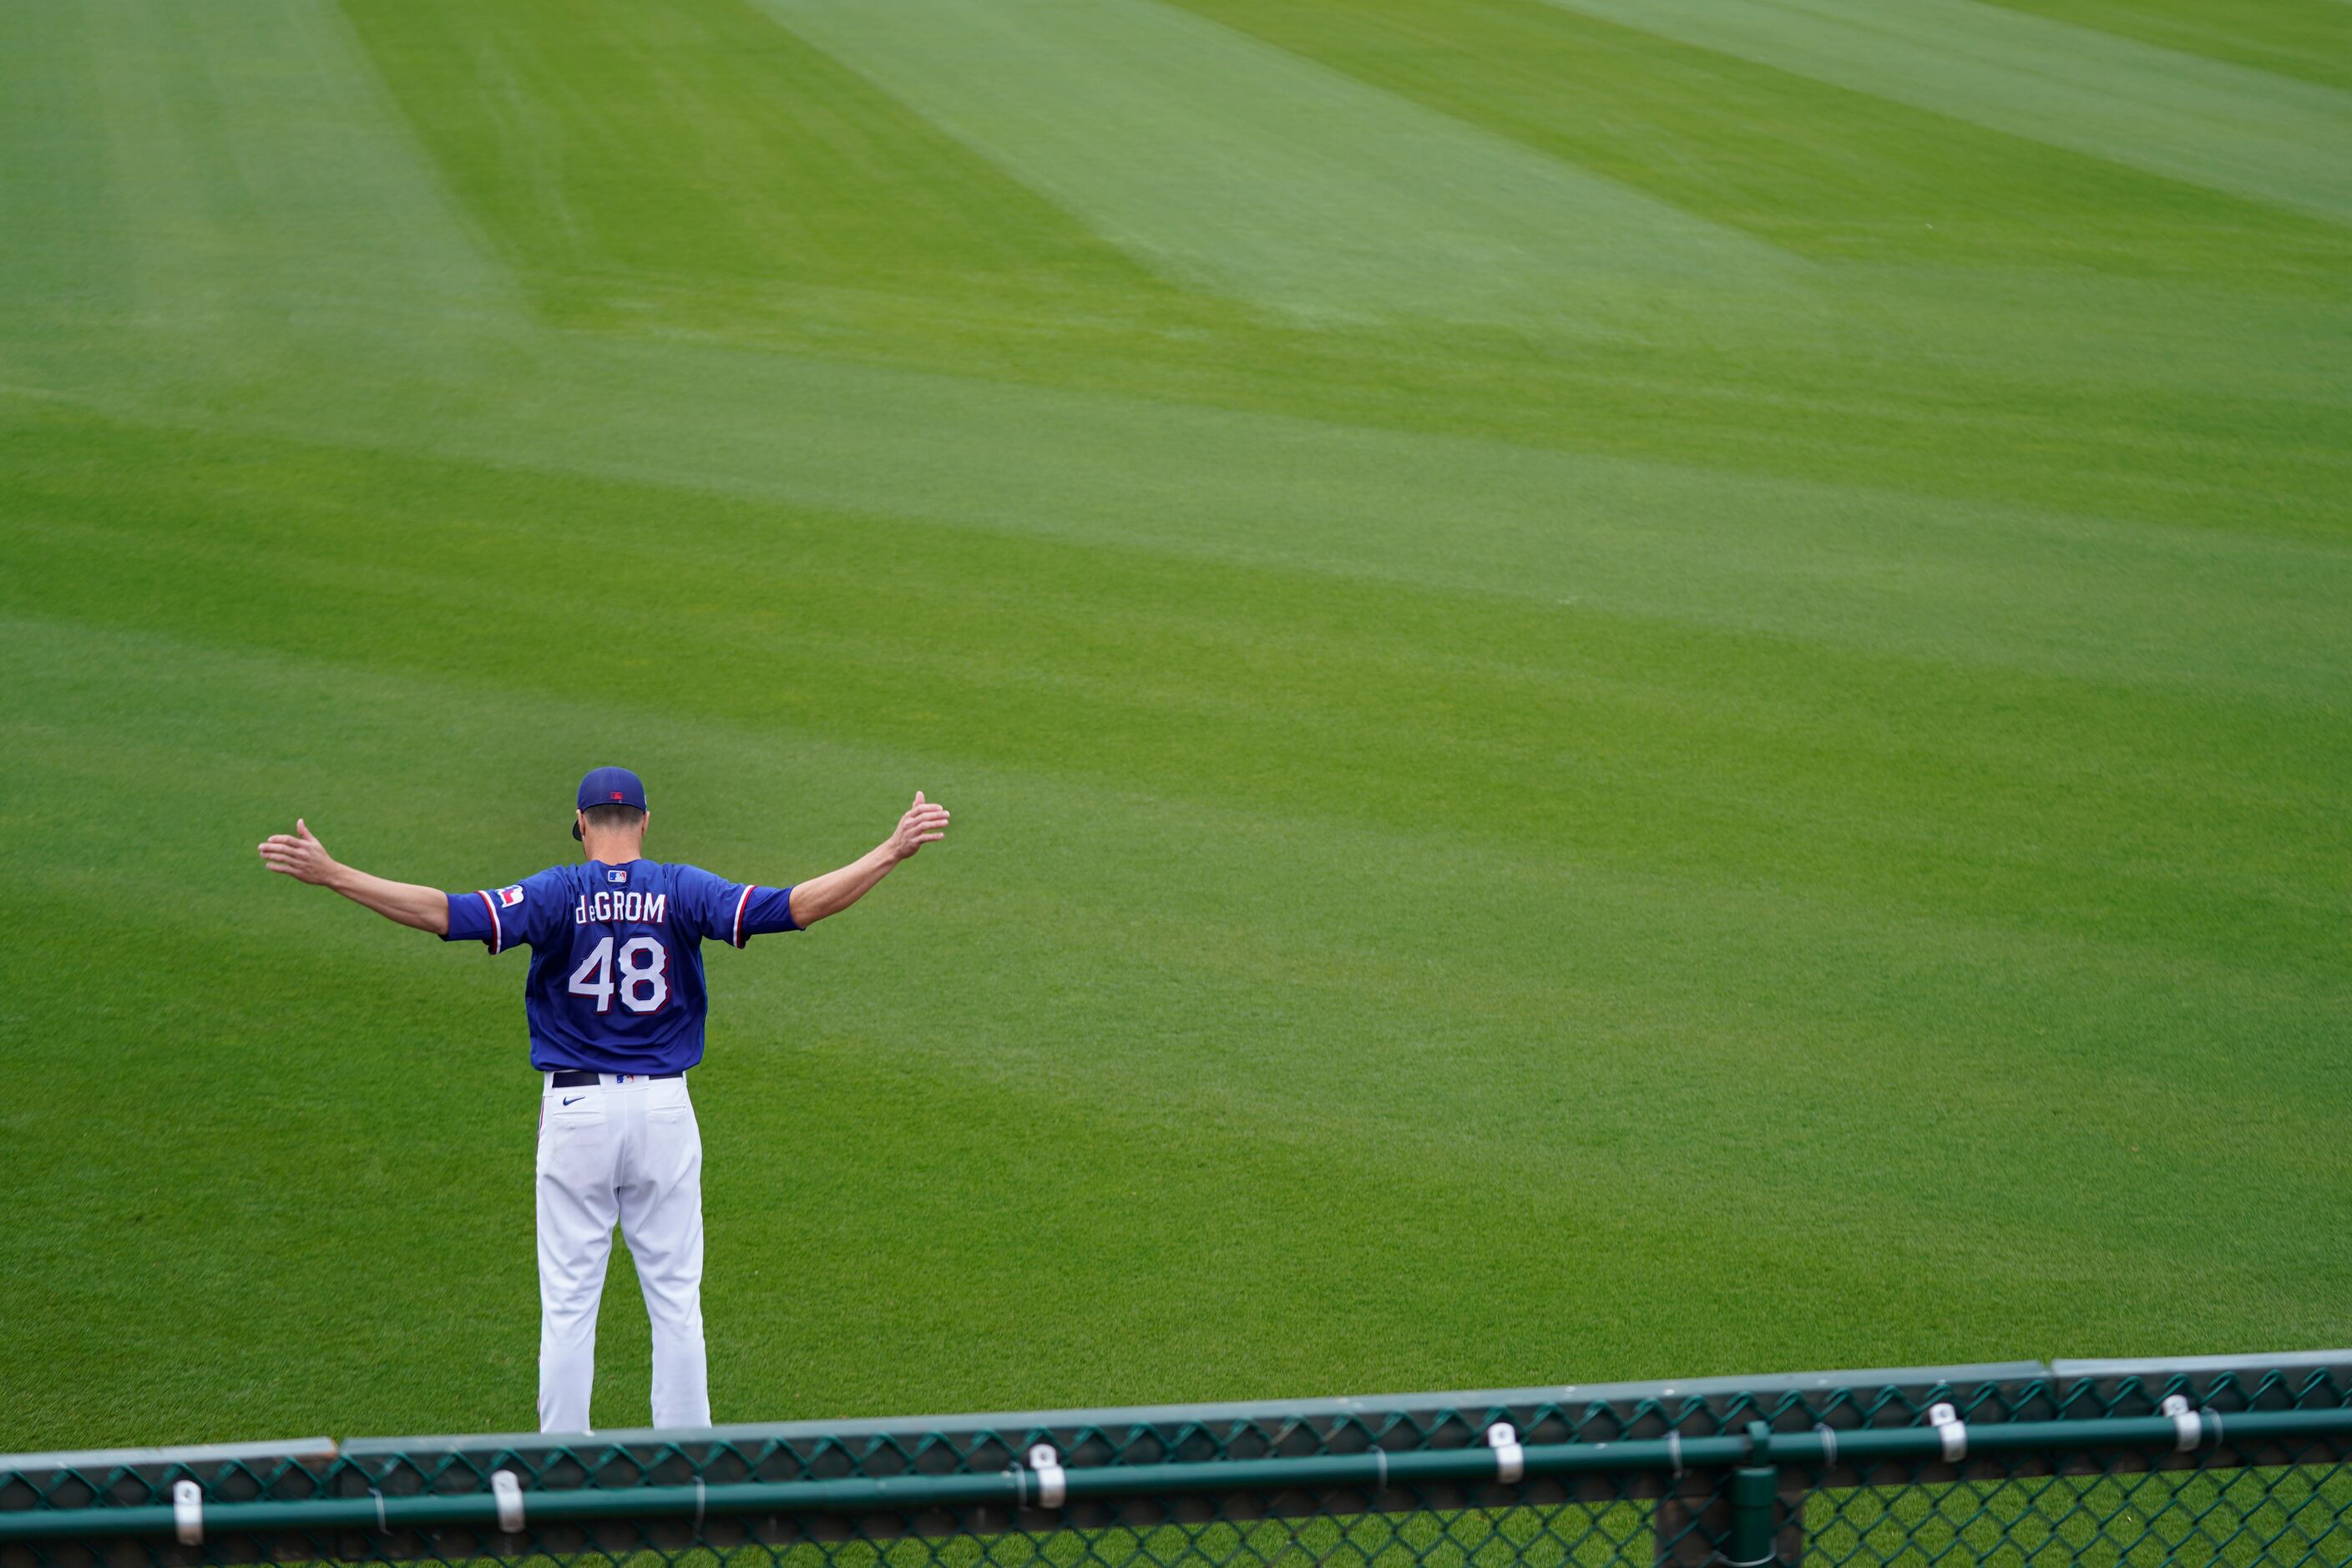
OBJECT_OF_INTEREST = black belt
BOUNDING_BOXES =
[550,1070,681,1087]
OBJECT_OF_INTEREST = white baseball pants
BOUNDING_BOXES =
[535,1071,710,1432]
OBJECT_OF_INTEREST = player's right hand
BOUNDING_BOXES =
[258,818,340,885]
[887,791,951,862]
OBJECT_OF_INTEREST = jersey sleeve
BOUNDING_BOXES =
[674,865,799,947]
[443,869,562,955]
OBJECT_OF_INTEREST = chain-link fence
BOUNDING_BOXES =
[7,1353,2349,1568]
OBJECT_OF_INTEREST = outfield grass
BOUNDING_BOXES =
[1,0,2346,1452]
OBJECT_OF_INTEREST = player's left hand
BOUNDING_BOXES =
[887,791,951,862]
[258,818,341,885]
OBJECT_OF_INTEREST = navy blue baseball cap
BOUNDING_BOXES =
[574,766,648,839]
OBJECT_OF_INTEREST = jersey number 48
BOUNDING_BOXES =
[568,935,670,1014]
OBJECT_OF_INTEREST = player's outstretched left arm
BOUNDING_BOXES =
[257,818,451,934]
[787,792,950,928]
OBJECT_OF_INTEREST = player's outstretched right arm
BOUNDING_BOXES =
[256,818,450,934]
[783,792,951,928]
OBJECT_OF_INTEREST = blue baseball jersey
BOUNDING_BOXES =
[443,859,797,1074]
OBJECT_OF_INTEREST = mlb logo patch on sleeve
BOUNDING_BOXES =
[498,884,526,907]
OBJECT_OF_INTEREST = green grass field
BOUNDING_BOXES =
[3,0,2348,1454]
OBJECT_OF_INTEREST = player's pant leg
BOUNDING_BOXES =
[616,1076,710,1429]
[537,1086,621,1433]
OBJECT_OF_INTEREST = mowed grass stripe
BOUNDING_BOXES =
[747,0,1797,321]
[341,0,1185,336]
[1980,0,2352,94]
[13,338,2345,700]
[1166,0,2352,281]
[0,3,135,319]
[1535,0,2352,225]
[76,0,512,326]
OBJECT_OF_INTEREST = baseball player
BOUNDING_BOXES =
[256,766,950,1432]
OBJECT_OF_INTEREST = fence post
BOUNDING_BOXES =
[1653,1419,1805,1567]
[1727,1422,1779,1567]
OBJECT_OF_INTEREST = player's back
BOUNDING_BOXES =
[446,857,799,1075]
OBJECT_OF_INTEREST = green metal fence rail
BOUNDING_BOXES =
[7,1351,2349,1567]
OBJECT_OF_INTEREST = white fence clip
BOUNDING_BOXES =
[1927,1402,1967,1462]
[492,1469,525,1534]
[2161,1394,2204,1453]
[1027,1444,1066,1509]
[171,1480,203,1546]
[1485,1422,1525,1485]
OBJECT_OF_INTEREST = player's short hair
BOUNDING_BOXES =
[579,802,647,835]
